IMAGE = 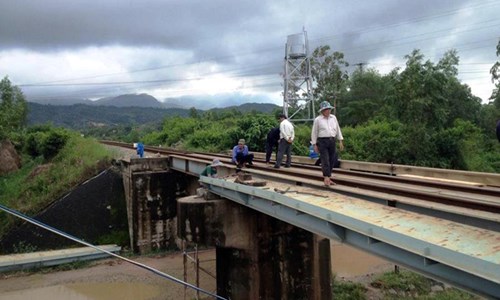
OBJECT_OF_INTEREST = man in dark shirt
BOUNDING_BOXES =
[265,127,280,164]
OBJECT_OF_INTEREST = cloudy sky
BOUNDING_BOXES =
[1,0,499,107]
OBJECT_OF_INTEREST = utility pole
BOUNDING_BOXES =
[354,62,367,73]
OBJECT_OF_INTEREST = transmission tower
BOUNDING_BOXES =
[282,29,314,122]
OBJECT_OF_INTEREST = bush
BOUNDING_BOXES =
[342,120,407,163]
[332,278,367,300]
[24,125,69,160]
[371,270,431,298]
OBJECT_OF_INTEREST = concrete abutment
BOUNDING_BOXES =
[121,157,332,299]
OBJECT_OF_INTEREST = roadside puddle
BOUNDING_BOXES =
[0,282,164,300]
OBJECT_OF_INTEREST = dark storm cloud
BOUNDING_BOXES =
[1,0,498,102]
[0,0,268,53]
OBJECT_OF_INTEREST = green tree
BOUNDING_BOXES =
[384,49,485,165]
[233,114,275,152]
[0,76,28,140]
[310,45,350,110]
[341,68,392,126]
[390,49,451,129]
[189,107,199,119]
[490,39,500,107]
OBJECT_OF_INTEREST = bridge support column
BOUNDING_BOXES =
[217,200,332,300]
[177,194,226,248]
[121,157,179,254]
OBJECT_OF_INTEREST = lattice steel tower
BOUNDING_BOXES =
[283,29,314,122]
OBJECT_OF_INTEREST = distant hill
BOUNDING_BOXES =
[28,92,281,110]
[163,93,279,110]
[27,102,281,130]
[93,94,164,108]
[28,93,164,108]
[27,103,188,129]
[209,103,279,114]
[28,97,92,106]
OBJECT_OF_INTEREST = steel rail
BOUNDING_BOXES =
[100,141,500,213]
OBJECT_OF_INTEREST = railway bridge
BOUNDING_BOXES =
[111,141,500,299]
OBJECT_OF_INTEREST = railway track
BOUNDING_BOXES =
[101,141,500,217]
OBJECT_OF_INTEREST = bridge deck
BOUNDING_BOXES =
[200,175,500,297]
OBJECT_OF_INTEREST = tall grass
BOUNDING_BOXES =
[0,134,113,237]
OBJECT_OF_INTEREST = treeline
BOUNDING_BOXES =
[27,102,190,129]
[139,48,500,172]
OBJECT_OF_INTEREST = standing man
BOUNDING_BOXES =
[265,127,280,164]
[273,114,295,169]
[311,101,344,186]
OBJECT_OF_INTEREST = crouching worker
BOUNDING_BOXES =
[201,159,224,178]
[232,139,254,168]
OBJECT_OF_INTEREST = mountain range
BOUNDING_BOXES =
[27,100,280,130]
[29,92,280,110]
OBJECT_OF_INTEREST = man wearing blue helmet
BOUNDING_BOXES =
[311,101,344,186]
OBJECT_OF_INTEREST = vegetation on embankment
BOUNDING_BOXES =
[0,131,114,238]
[333,269,479,300]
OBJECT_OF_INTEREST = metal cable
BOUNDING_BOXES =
[0,203,227,300]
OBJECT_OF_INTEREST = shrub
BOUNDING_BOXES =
[24,125,69,160]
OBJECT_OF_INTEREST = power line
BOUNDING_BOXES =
[0,202,227,300]
[16,2,500,100]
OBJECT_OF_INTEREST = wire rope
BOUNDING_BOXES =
[0,203,227,300]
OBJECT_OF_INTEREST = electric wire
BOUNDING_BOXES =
[13,2,500,101]
[0,203,227,300]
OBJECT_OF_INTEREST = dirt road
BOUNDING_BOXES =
[0,250,217,300]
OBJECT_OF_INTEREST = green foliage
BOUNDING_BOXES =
[0,76,28,140]
[371,270,432,299]
[341,120,407,163]
[187,123,235,153]
[0,134,113,237]
[332,277,367,300]
[420,288,478,300]
[490,39,500,105]
[96,230,130,247]
[293,124,314,156]
[233,114,276,152]
[311,45,350,103]
[12,241,38,253]
[341,68,391,126]
[28,102,190,129]
[24,125,69,160]
[370,270,479,300]
[162,116,201,148]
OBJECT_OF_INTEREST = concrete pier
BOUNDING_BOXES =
[215,199,332,300]
[177,193,332,299]
[120,157,179,254]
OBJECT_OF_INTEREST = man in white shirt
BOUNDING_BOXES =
[273,113,295,169]
[311,101,344,186]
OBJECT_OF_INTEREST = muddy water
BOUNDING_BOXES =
[0,282,166,300]
[331,241,394,278]
[0,242,392,299]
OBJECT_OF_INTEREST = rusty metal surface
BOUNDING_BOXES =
[201,176,500,288]
[259,180,500,263]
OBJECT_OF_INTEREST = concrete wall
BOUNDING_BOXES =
[215,200,331,299]
[121,158,180,253]
[177,195,226,248]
